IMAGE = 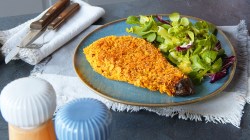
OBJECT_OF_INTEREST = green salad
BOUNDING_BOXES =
[126,12,235,84]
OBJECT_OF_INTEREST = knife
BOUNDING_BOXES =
[5,0,70,64]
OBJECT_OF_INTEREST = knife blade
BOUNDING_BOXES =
[5,0,70,64]
[4,28,46,64]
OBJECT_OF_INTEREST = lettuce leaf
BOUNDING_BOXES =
[126,13,235,84]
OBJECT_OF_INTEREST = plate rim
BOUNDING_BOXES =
[73,15,237,107]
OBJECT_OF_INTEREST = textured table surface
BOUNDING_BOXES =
[0,0,250,140]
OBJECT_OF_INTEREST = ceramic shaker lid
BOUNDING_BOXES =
[55,98,112,140]
[0,77,56,128]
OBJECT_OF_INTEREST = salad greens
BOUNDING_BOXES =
[126,12,235,84]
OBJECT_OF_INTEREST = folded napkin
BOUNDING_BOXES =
[30,20,249,128]
[0,0,105,65]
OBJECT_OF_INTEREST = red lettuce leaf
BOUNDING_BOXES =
[176,45,192,52]
[156,15,171,25]
[209,56,236,83]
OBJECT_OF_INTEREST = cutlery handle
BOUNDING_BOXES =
[30,0,70,29]
[47,3,80,30]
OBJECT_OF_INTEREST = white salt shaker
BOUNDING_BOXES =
[0,77,57,140]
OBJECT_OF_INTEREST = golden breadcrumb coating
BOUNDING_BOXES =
[84,36,187,96]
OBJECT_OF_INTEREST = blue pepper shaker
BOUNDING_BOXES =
[55,98,112,140]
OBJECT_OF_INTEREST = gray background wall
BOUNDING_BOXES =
[0,0,136,18]
[0,0,51,17]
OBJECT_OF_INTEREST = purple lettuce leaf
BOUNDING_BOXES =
[156,15,171,25]
[209,56,236,83]
[214,41,222,51]
[176,45,192,52]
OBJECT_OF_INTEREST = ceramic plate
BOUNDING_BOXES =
[73,15,236,107]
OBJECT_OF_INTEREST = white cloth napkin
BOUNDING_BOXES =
[29,20,249,128]
[0,0,105,65]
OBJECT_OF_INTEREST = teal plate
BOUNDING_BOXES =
[74,15,236,107]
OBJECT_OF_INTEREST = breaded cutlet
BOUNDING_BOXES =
[84,36,194,96]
